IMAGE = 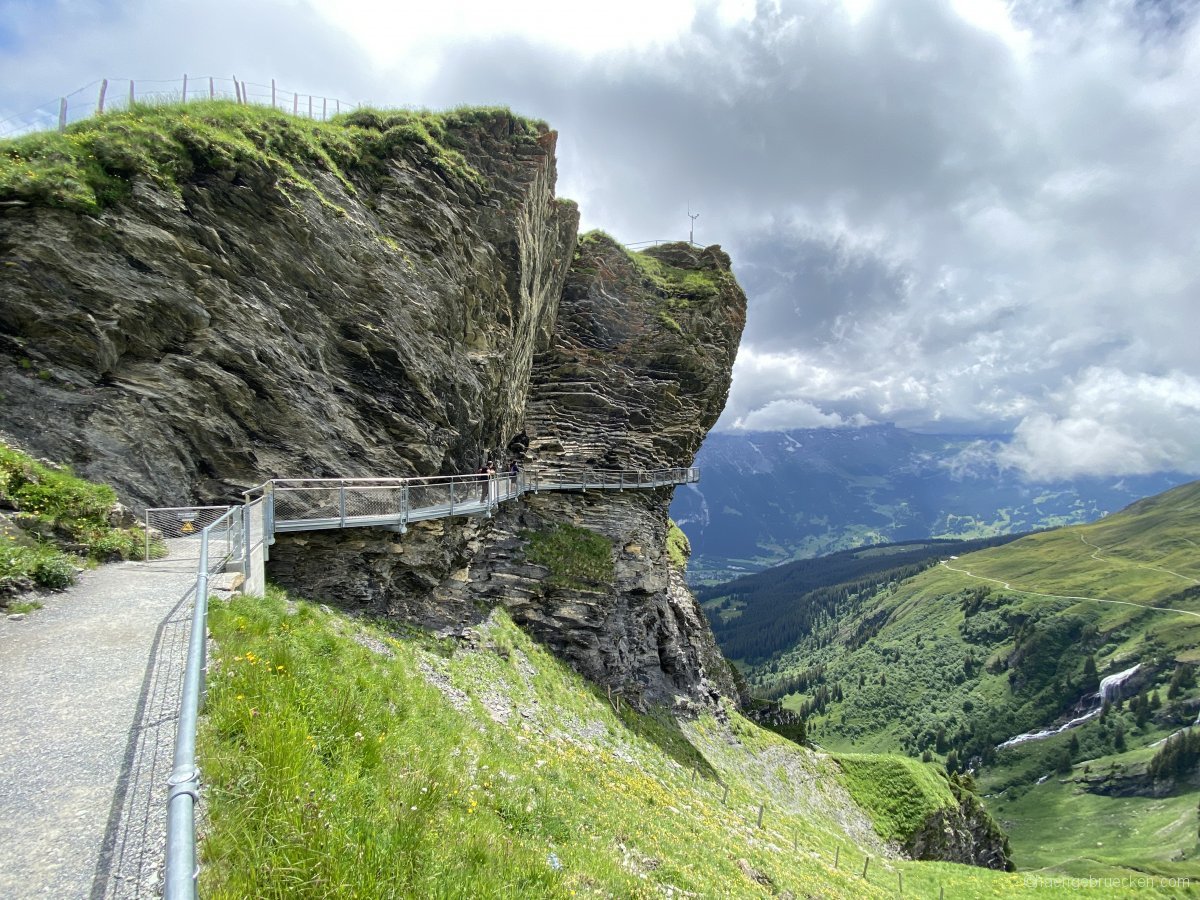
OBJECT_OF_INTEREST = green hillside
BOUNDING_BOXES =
[194,587,1132,897]
[738,480,1200,879]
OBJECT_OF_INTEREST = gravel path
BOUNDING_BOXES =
[0,560,198,899]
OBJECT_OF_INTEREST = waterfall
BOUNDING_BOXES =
[996,661,1140,751]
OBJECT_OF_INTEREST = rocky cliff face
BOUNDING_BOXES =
[271,234,748,706]
[0,105,745,707]
[905,781,1013,871]
[0,107,576,507]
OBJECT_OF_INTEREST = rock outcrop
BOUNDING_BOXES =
[0,108,576,507]
[1,105,745,707]
[904,780,1013,870]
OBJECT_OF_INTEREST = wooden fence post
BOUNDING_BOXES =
[756,803,764,828]
[57,97,67,133]
[97,79,108,115]
[271,78,276,109]
[322,97,327,120]
[129,80,135,105]
[182,73,187,102]
[834,845,839,869]
[293,91,298,115]
[209,76,214,99]
[898,871,903,895]
[721,785,729,805]
[861,856,870,879]
[233,76,241,103]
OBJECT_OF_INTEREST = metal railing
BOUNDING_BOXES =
[162,463,698,898]
[164,505,240,900]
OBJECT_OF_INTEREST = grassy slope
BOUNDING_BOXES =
[0,441,150,598]
[197,588,1107,898]
[754,480,1200,879]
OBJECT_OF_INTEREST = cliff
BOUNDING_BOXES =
[0,102,743,707]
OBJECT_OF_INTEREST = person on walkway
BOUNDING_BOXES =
[478,462,490,504]
[508,459,519,498]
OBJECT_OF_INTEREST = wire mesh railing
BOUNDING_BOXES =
[0,74,360,139]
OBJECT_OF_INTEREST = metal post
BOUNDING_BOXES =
[98,79,108,115]
[164,527,210,900]
[242,506,251,580]
[271,78,276,109]
[338,481,347,527]
[402,484,409,528]
[449,480,455,516]
[182,73,188,102]
[145,509,151,564]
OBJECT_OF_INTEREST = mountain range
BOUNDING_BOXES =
[670,424,1190,583]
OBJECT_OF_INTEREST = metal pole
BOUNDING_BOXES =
[164,527,210,900]
[145,509,151,564]
[339,481,346,527]
[242,506,251,581]
[402,484,409,528]
[449,480,455,516]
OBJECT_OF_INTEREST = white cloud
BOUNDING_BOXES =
[998,369,1200,480]
[1,0,1199,479]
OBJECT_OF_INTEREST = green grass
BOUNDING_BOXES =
[833,753,958,842]
[992,775,1200,878]
[197,588,1129,898]
[0,441,149,594]
[521,523,614,592]
[0,100,546,214]
[666,519,689,571]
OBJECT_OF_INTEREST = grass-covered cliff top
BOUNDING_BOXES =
[0,101,549,213]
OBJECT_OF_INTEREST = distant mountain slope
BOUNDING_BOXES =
[670,425,1190,583]
[697,534,1028,664]
[736,480,1200,878]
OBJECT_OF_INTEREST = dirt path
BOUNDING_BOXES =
[938,560,1200,620]
[0,560,197,899]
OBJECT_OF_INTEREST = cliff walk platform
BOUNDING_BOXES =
[143,463,699,899]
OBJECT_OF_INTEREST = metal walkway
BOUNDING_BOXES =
[245,466,699,540]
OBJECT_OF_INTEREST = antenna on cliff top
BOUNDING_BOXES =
[688,204,700,246]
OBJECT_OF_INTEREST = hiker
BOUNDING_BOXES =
[478,462,490,503]
[508,459,519,497]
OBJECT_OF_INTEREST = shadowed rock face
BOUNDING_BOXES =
[0,111,576,507]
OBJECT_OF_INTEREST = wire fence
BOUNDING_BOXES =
[0,75,361,140]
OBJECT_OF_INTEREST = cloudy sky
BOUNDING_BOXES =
[2,0,1199,480]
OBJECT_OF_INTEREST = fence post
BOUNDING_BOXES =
[449,480,455,516]
[308,95,313,118]
[232,76,241,103]
[322,97,327,120]
[129,80,135,105]
[209,76,214,100]
[834,845,839,869]
[756,803,764,828]
[898,871,903,895]
[338,481,347,527]
[144,508,151,563]
[97,79,108,115]
[293,92,298,115]
[242,505,251,581]
[861,856,870,879]
[182,73,188,102]
[57,98,66,133]
[401,483,409,529]
[271,78,276,109]
[336,99,340,114]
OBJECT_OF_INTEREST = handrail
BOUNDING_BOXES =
[164,505,239,900]
[162,463,698,898]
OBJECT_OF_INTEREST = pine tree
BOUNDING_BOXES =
[945,749,959,775]
[1113,721,1126,752]
[1149,690,1162,711]
[1082,654,1099,695]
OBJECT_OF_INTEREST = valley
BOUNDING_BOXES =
[706,481,1200,879]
